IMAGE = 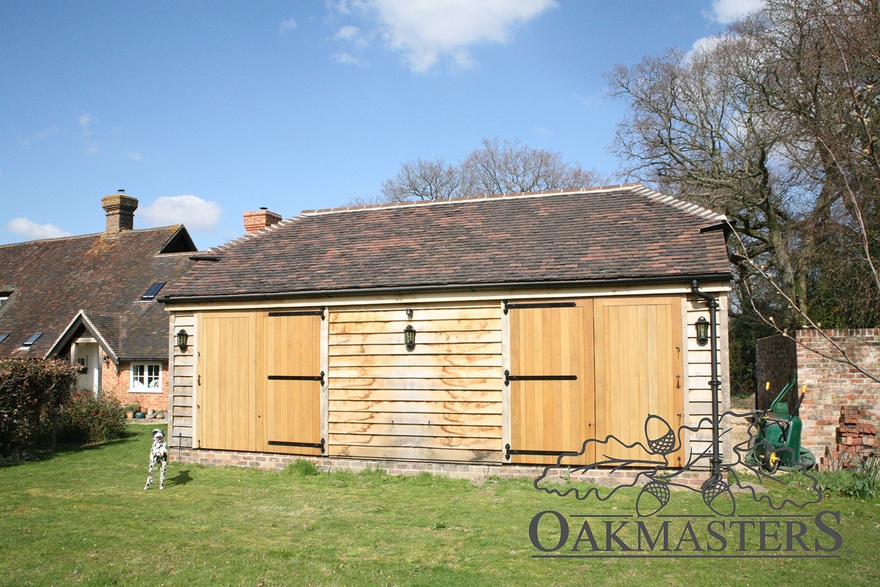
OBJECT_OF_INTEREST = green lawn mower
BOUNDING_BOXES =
[747,380,816,472]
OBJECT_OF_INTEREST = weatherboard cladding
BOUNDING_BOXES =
[0,226,197,360]
[164,185,729,301]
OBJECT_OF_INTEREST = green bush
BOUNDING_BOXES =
[814,454,880,500]
[0,358,77,454]
[54,391,126,445]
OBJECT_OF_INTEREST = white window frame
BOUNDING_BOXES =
[130,362,162,393]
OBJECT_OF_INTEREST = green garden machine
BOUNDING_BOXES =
[747,380,816,472]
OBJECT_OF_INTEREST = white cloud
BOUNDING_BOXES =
[126,150,143,162]
[334,0,557,72]
[686,33,729,62]
[79,113,98,131]
[711,0,764,24]
[4,217,72,240]
[335,24,370,48]
[280,18,298,33]
[139,195,221,231]
[20,126,60,148]
[333,52,367,66]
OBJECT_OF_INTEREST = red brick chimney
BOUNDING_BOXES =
[101,190,138,234]
[243,207,282,234]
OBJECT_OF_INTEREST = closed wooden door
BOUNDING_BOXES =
[198,312,257,451]
[265,311,323,455]
[508,301,595,465]
[594,297,684,467]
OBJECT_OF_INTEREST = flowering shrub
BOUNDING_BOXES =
[0,358,77,454]
[55,391,126,445]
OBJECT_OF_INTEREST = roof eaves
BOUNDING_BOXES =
[162,271,732,304]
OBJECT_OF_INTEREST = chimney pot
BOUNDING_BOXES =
[101,192,138,234]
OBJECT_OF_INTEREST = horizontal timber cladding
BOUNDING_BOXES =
[327,304,504,462]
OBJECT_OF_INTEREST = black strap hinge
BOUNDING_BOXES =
[268,371,325,386]
[504,443,566,460]
[268,308,325,320]
[504,370,577,386]
[268,438,325,454]
[503,300,577,314]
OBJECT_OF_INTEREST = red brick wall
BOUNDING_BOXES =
[792,329,880,461]
[99,356,169,413]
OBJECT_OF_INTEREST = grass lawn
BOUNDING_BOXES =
[1,424,878,586]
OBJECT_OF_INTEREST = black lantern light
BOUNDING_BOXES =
[176,329,189,352]
[404,324,416,351]
[695,316,710,347]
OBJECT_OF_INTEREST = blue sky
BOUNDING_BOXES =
[0,0,762,249]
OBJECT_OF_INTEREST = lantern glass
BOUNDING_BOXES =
[404,325,416,351]
[176,329,189,352]
[695,317,709,346]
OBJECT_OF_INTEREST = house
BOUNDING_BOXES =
[161,184,732,475]
[0,192,199,414]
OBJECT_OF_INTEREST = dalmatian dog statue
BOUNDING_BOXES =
[144,429,168,490]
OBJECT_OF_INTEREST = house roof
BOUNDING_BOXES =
[163,184,731,302]
[0,226,198,361]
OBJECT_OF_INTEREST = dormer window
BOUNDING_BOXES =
[0,291,11,306]
[141,282,166,300]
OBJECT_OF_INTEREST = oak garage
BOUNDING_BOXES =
[162,184,730,472]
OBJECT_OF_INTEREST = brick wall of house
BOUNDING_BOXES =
[99,355,169,413]
[795,329,879,462]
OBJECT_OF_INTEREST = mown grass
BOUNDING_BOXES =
[0,424,878,586]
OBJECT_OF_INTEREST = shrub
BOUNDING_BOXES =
[54,391,126,445]
[0,358,77,454]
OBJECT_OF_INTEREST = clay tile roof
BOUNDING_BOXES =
[0,226,198,360]
[164,184,730,301]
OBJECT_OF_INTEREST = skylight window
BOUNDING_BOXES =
[0,291,11,306]
[21,332,42,347]
[141,282,166,300]
[0,333,8,344]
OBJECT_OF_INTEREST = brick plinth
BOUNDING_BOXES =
[170,447,714,486]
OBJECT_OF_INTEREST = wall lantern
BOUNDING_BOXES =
[404,325,416,351]
[176,329,189,352]
[695,317,710,347]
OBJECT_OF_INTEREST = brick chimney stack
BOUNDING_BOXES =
[243,207,282,234]
[101,190,138,234]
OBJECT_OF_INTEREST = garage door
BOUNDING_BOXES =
[264,311,324,456]
[594,297,684,468]
[508,301,595,465]
[508,296,684,467]
[198,312,257,451]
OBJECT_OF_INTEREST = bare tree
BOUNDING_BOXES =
[608,0,879,382]
[379,138,603,203]
[381,158,461,203]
